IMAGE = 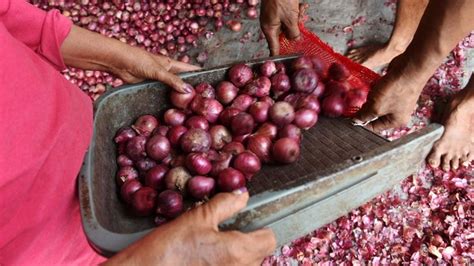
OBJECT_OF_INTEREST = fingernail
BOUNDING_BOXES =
[232,187,248,195]
[351,119,365,126]
[182,83,192,93]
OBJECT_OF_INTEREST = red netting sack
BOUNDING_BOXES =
[279,24,381,116]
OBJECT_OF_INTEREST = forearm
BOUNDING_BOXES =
[392,0,474,88]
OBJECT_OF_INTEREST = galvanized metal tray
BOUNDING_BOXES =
[78,55,443,257]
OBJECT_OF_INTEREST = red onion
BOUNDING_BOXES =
[216,81,239,104]
[120,179,142,204]
[292,56,313,70]
[170,155,186,168]
[309,56,327,77]
[249,101,271,123]
[283,93,303,108]
[146,134,171,161]
[222,141,245,155]
[244,76,271,97]
[165,166,192,191]
[269,101,295,126]
[228,64,253,87]
[185,153,212,175]
[233,151,261,180]
[231,113,255,135]
[247,135,272,163]
[195,82,216,99]
[210,152,233,177]
[255,122,278,140]
[219,108,241,127]
[126,135,147,161]
[185,116,209,130]
[156,190,184,218]
[135,158,157,173]
[312,81,326,98]
[132,115,159,136]
[278,124,302,143]
[131,187,157,216]
[272,137,300,164]
[117,154,134,167]
[116,166,139,186]
[328,62,350,81]
[180,128,211,153]
[271,73,291,96]
[322,94,345,117]
[145,164,169,190]
[194,98,223,123]
[114,127,137,143]
[217,168,246,192]
[117,142,127,155]
[248,0,258,6]
[275,62,286,73]
[325,81,350,97]
[260,60,277,77]
[232,134,251,143]
[187,176,215,199]
[227,20,241,32]
[292,68,318,93]
[164,109,186,126]
[153,125,170,137]
[246,7,257,19]
[230,94,255,111]
[260,96,275,106]
[167,125,188,146]
[170,84,196,109]
[296,95,321,113]
[209,125,232,150]
[294,108,318,130]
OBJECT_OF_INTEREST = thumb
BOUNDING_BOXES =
[200,188,249,227]
[352,98,382,126]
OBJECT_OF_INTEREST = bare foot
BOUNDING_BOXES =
[346,44,404,70]
[427,84,474,171]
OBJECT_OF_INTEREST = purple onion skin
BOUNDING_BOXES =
[114,127,137,143]
[260,60,277,77]
[228,64,253,87]
[131,187,158,216]
[146,134,171,161]
[156,190,184,218]
[126,135,147,161]
[217,167,246,192]
[120,179,142,204]
[271,73,291,94]
[292,69,318,93]
[187,176,215,200]
[145,164,169,191]
[116,166,139,186]
[180,128,212,153]
[117,155,134,167]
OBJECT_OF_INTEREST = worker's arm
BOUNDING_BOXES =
[103,190,276,265]
[60,25,200,93]
[354,0,474,131]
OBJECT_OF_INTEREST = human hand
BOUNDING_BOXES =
[105,189,276,266]
[260,0,306,56]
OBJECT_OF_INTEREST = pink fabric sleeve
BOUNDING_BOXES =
[0,0,72,70]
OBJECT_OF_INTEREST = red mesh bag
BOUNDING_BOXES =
[279,24,381,116]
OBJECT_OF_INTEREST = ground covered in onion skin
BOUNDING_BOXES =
[32,0,473,264]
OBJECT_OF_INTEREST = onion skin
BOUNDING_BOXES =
[247,135,272,163]
[187,176,215,200]
[217,167,246,192]
[312,81,326,98]
[271,73,291,96]
[259,96,275,106]
[230,94,255,112]
[164,109,186,126]
[292,56,313,70]
[117,155,133,167]
[185,116,209,130]
[114,127,137,143]
[132,115,159,136]
[216,81,238,105]
[210,152,233,177]
[145,164,169,190]
[195,82,216,99]
[219,108,241,127]
[170,155,186,168]
[180,128,211,153]
[165,166,192,192]
[269,101,295,126]
[228,63,253,87]
[294,108,318,130]
[195,98,224,123]
[222,141,245,155]
[275,62,286,73]
[292,68,318,93]
[249,101,271,123]
[120,179,142,204]
[272,137,300,164]
[233,151,261,180]
[322,94,345,118]
[328,62,350,81]
[170,84,196,109]
[255,122,278,140]
[296,95,321,113]
[131,187,157,216]
[185,153,212,175]
[325,81,350,97]
[278,124,302,143]
[126,135,147,161]
[231,113,255,136]
[309,56,327,77]
[167,125,188,146]
[135,158,157,173]
[244,76,271,97]
[209,125,232,150]
[116,166,139,186]
[156,190,184,218]
[260,60,277,77]
[153,125,170,137]
[146,134,171,161]
[232,133,251,144]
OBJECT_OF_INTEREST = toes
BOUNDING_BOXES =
[441,154,452,171]
[451,156,460,170]
[427,143,443,168]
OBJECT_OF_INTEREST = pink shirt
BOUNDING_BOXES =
[0,1,104,264]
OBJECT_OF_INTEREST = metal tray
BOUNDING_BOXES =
[78,55,443,257]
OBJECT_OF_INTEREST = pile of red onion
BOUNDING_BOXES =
[113,56,369,224]
[31,0,259,100]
